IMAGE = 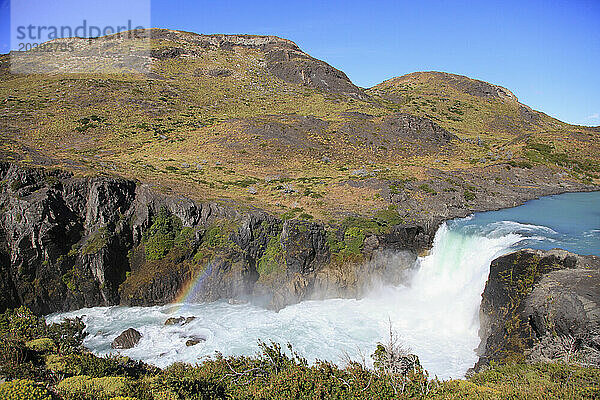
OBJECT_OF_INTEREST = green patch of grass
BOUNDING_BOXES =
[464,190,476,201]
[508,160,533,169]
[418,183,437,195]
[525,142,600,175]
[257,235,284,277]
[280,207,304,220]
[341,227,366,256]
[203,226,229,248]
[221,178,258,188]
[374,206,403,227]
[61,267,79,291]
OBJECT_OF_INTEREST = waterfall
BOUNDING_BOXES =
[51,191,600,379]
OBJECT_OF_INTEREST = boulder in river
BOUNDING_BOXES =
[111,328,142,349]
[165,316,196,325]
[185,335,206,346]
[164,317,185,326]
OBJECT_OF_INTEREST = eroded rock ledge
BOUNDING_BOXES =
[0,162,429,315]
[476,248,600,371]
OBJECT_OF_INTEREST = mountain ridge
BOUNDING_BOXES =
[1,29,598,223]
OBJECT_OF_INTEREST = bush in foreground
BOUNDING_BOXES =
[0,307,599,399]
[0,379,53,400]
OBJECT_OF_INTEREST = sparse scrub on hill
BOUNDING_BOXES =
[2,33,597,221]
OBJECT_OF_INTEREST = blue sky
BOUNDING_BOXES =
[1,0,598,126]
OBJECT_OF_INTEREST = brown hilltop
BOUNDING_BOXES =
[379,71,519,101]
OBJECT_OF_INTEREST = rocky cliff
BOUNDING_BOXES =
[476,248,600,370]
[0,162,430,315]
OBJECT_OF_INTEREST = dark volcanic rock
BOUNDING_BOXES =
[379,113,456,145]
[0,163,135,314]
[0,162,432,314]
[111,328,142,349]
[165,316,196,326]
[476,249,600,370]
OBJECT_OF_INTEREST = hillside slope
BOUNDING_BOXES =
[1,29,598,225]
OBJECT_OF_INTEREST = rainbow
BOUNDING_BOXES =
[172,261,214,310]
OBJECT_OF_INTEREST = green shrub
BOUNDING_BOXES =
[143,207,183,260]
[341,227,366,256]
[340,216,380,235]
[0,307,86,378]
[174,227,195,248]
[464,190,476,201]
[0,339,41,379]
[328,211,404,259]
[57,375,130,400]
[0,379,52,400]
[298,212,314,220]
[257,235,284,277]
[46,317,86,354]
[508,160,533,169]
[374,206,403,227]
[418,183,437,195]
[202,226,230,248]
[25,337,56,353]
[46,353,150,379]
[82,228,109,255]
[0,306,46,341]
[280,207,304,220]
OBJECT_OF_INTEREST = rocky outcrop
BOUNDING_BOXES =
[476,249,600,370]
[0,162,432,315]
[143,29,366,99]
[383,71,519,102]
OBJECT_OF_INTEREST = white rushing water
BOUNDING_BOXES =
[49,219,548,379]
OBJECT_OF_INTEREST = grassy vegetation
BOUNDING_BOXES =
[525,141,600,180]
[257,235,284,277]
[1,306,599,399]
[323,206,405,261]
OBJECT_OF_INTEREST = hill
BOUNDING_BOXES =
[1,29,599,225]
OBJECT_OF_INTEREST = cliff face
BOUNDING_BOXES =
[0,162,430,315]
[476,249,600,370]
